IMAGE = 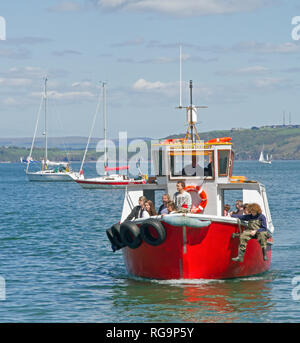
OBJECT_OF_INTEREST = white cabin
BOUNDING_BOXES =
[121,139,274,233]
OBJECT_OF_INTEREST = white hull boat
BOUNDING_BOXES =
[75,174,146,189]
[26,170,80,182]
[259,148,272,164]
[26,77,78,182]
[77,82,147,189]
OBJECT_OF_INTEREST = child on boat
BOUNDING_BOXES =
[231,203,270,262]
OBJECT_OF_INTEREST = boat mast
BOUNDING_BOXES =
[44,76,48,165]
[103,82,107,175]
[179,45,182,108]
[189,80,194,144]
[79,83,102,175]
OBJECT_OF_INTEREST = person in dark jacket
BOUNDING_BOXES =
[158,194,170,215]
[231,203,270,262]
[126,196,147,221]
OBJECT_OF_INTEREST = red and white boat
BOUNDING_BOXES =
[106,80,274,280]
[73,82,147,189]
[75,165,146,189]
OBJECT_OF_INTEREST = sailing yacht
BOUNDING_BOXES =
[259,146,272,164]
[26,77,80,181]
[74,82,146,189]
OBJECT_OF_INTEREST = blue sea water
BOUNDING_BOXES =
[1,161,300,323]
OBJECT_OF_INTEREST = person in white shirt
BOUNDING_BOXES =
[173,181,192,212]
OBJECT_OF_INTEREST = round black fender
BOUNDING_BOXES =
[106,223,126,251]
[120,221,142,249]
[140,219,166,246]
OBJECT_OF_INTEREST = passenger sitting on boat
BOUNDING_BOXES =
[143,200,157,218]
[167,201,178,214]
[125,196,147,221]
[158,194,170,215]
[231,203,269,262]
[173,181,192,212]
[161,201,177,217]
[230,200,244,216]
[224,204,231,216]
[243,203,249,215]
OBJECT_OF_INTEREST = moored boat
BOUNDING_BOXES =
[106,80,274,280]
[26,77,79,182]
[75,82,147,189]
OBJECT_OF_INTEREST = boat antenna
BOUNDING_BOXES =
[177,80,208,144]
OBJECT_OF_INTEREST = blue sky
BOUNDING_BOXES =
[1,0,300,139]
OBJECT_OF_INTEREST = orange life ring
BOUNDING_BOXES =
[207,137,232,144]
[184,185,207,213]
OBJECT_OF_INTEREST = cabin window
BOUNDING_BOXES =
[218,150,229,177]
[222,189,244,217]
[169,149,214,179]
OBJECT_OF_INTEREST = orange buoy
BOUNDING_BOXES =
[207,137,232,144]
[184,185,207,213]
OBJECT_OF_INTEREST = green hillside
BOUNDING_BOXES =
[1,127,300,162]
[165,127,300,160]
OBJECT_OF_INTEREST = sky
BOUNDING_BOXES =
[1,0,300,139]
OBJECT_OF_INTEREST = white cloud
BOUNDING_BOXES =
[31,90,95,100]
[253,77,282,88]
[96,0,274,16]
[133,78,167,90]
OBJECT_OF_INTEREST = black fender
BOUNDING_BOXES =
[120,221,142,249]
[106,223,126,251]
[140,219,166,246]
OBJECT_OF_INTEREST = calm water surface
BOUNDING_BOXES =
[0,161,300,322]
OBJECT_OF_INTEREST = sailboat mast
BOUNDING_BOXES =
[189,80,194,144]
[44,76,48,163]
[179,45,182,108]
[103,82,107,174]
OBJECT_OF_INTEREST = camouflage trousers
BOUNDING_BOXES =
[239,230,269,252]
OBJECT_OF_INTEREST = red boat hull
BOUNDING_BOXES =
[122,221,272,279]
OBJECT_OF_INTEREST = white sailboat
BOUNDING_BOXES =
[259,146,272,164]
[74,82,146,189]
[26,77,80,181]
